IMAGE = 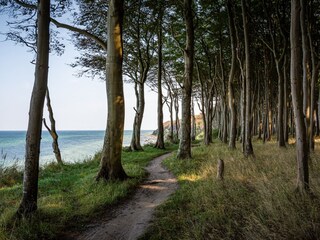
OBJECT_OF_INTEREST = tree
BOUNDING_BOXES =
[177,0,195,159]
[261,0,288,147]
[123,0,156,152]
[290,0,309,192]
[227,0,237,149]
[48,0,127,181]
[96,0,127,181]
[17,0,50,216]
[43,87,63,164]
[154,0,165,149]
[241,0,254,157]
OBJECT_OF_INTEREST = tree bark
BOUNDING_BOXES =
[43,87,63,164]
[291,0,309,192]
[17,0,50,216]
[165,81,175,143]
[241,0,254,157]
[155,1,165,149]
[130,82,145,151]
[227,0,237,149]
[276,60,286,147]
[174,91,180,142]
[221,99,228,144]
[191,98,196,141]
[284,55,289,142]
[96,0,127,181]
[177,0,194,159]
[300,0,311,150]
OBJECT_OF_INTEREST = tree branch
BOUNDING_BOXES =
[50,18,107,51]
[43,118,51,133]
[13,0,37,10]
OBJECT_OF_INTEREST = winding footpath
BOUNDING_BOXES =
[75,153,178,240]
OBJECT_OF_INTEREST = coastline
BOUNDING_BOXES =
[0,130,156,167]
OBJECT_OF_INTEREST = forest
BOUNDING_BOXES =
[1,0,320,239]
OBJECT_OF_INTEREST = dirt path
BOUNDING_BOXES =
[75,153,178,240]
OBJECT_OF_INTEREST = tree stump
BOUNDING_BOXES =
[217,159,224,180]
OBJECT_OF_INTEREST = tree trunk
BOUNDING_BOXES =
[284,55,289,142]
[165,85,175,143]
[130,82,145,151]
[316,98,320,136]
[174,92,180,142]
[309,62,319,150]
[227,0,237,149]
[222,99,228,144]
[17,0,50,216]
[240,82,245,150]
[241,0,254,157]
[154,1,165,149]
[300,0,311,151]
[191,98,196,141]
[276,61,286,147]
[307,9,320,150]
[291,0,309,192]
[43,88,63,164]
[177,0,194,159]
[96,0,127,181]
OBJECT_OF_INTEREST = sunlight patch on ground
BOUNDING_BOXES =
[179,174,202,182]
[288,138,296,145]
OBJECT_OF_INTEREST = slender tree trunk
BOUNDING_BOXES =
[284,55,289,142]
[316,99,320,136]
[130,82,145,151]
[222,99,228,144]
[240,83,245,150]
[307,11,320,150]
[155,1,165,149]
[43,88,62,164]
[227,0,237,149]
[309,63,319,150]
[300,0,311,151]
[17,0,50,216]
[177,0,194,159]
[291,0,309,192]
[242,0,254,157]
[263,52,269,143]
[165,85,174,142]
[191,98,196,141]
[174,93,180,142]
[96,0,127,181]
[276,61,286,147]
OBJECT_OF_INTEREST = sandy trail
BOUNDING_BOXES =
[75,153,178,240]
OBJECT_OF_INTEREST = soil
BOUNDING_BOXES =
[64,153,178,240]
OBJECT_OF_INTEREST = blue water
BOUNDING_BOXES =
[0,130,155,167]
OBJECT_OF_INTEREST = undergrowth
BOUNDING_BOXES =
[0,143,178,240]
[142,138,320,240]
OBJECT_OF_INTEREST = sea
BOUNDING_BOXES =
[0,130,155,168]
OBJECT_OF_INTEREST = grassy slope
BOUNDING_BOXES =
[0,144,177,240]
[142,139,320,240]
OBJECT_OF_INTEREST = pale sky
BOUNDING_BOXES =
[0,23,166,131]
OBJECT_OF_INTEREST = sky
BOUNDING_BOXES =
[0,22,167,131]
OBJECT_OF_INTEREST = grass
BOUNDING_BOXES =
[0,143,178,240]
[0,150,23,189]
[142,138,320,240]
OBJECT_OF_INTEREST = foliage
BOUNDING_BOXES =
[0,0,70,56]
[142,139,320,240]
[0,144,178,239]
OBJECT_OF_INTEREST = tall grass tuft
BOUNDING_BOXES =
[142,139,320,240]
[0,150,23,188]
